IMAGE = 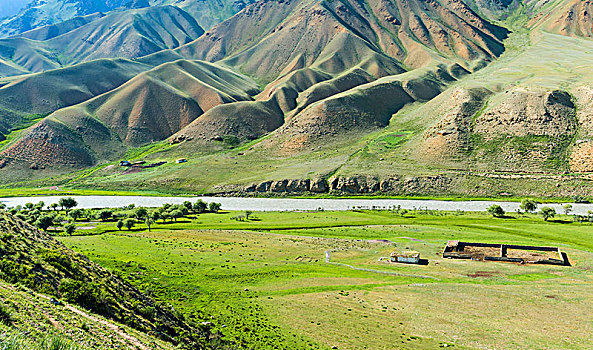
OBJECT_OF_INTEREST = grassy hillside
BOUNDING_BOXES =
[0,282,176,349]
[0,212,215,347]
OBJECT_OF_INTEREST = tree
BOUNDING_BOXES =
[50,203,59,211]
[24,202,34,211]
[116,220,124,231]
[0,203,5,210]
[97,210,113,222]
[64,223,76,236]
[193,200,207,213]
[34,215,53,231]
[540,207,556,221]
[209,202,221,213]
[69,209,84,222]
[183,201,193,212]
[520,199,537,213]
[170,209,183,222]
[145,218,154,232]
[245,210,253,220]
[487,205,505,218]
[563,204,573,215]
[58,197,78,212]
[124,219,135,230]
[34,201,45,211]
[134,207,148,220]
[150,211,161,223]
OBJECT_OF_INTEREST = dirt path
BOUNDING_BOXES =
[34,293,151,350]
[324,250,438,280]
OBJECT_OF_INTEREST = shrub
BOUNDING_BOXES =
[34,215,54,231]
[487,205,505,218]
[540,207,556,221]
[124,219,135,230]
[64,223,76,236]
[170,210,183,221]
[134,208,147,219]
[58,197,77,212]
[0,302,12,325]
[97,210,112,222]
[208,202,221,213]
[520,199,537,213]
[193,200,207,213]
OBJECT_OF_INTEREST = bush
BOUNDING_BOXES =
[58,197,77,212]
[193,200,207,213]
[170,210,183,221]
[97,210,112,222]
[520,199,538,213]
[0,302,12,325]
[540,207,556,221]
[64,223,76,236]
[124,219,135,230]
[221,135,240,147]
[487,205,505,218]
[59,279,108,316]
[34,215,54,231]
[208,202,221,213]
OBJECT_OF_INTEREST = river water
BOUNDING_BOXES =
[1,195,592,215]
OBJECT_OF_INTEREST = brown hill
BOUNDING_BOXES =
[0,0,510,180]
[0,58,151,138]
[166,0,506,145]
[0,59,258,168]
[0,6,204,76]
[543,0,593,37]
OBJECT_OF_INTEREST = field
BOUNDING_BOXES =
[58,210,593,349]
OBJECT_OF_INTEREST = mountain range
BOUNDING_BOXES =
[0,0,591,198]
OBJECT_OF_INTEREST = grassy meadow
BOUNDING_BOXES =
[57,209,593,349]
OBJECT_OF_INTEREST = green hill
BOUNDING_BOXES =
[0,211,217,348]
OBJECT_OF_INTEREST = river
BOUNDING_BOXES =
[0,195,592,215]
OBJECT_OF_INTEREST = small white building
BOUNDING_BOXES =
[390,251,420,264]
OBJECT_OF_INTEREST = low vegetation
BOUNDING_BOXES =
[33,203,593,349]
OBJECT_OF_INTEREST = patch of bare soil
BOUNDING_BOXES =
[570,141,593,172]
[506,249,559,262]
[462,246,501,260]
[466,270,501,278]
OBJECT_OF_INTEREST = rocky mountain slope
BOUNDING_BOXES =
[0,6,203,76]
[0,0,248,39]
[0,0,135,38]
[0,0,592,198]
[0,0,508,172]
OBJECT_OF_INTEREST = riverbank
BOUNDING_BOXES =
[0,186,586,204]
[2,195,593,215]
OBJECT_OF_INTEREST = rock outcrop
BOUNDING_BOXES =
[243,175,454,195]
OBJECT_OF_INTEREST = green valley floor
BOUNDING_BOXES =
[57,210,593,349]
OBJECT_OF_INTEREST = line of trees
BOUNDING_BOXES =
[1,197,226,235]
[486,199,584,222]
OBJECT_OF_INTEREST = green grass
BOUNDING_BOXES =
[58,209,593,349]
